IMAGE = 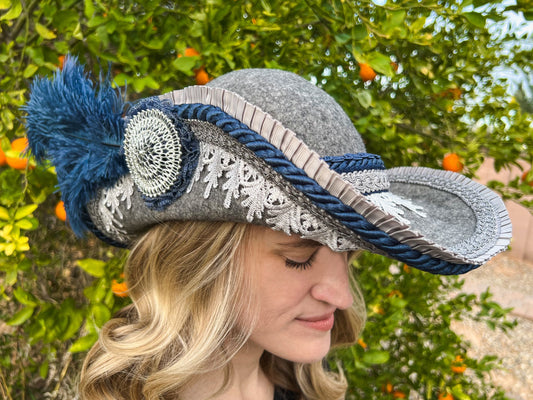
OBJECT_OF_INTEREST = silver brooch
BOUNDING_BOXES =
[124,109,183,197]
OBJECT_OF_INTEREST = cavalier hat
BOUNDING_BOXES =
[24,57,511,275]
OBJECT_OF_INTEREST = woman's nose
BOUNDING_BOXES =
[310,250,354,310]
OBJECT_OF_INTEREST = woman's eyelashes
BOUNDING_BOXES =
[284,251,318,270]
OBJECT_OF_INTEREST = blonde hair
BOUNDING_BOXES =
[79,221,366,400]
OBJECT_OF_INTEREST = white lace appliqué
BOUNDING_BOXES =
[366,192,426,225]
[339,169,426,225]
[189,143,359,251]
[97,176,134,241]
[340,170,390,194]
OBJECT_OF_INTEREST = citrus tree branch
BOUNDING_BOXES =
[5,0,40,42]
[395,122,447,145]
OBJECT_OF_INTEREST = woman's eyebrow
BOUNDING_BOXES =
[276,239,321,249]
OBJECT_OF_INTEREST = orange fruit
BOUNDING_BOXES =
[177,47,200,58]
[357,338,367,349]
[58,55,65,69]
[184,47,200,57]
[451,364,466,373]
[391,61,399,72]
[195,66,210,85]
[448,88,462,100]
[359,63,377,82]
[438,393,454,400]
[55,201,67,221]
[0,146,6,166]
[451,354,467,373]
[442,153,463,173]
[111,280,129,297]
[393,391,406,399]
[11,137,28,152]
[521,170,533,187]
[6,137,29,170]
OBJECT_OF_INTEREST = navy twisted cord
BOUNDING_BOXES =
[322,154,385,172]
[175,103,475,275]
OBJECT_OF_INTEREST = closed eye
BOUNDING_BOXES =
[285,251,317,270]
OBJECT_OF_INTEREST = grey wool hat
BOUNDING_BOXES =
[24,57,511,275]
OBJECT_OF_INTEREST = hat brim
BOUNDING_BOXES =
[146,85,510,274]
[160,86,511,273]
[27,60,509,274]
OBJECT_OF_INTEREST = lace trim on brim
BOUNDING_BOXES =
[159,87,511,265]
[187,120,376,253]
[388,167,512,264]
[190,142,364,251]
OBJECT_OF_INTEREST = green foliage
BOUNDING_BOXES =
[0,0,530,398]
[490,71,533,209]
[332,253,516,400]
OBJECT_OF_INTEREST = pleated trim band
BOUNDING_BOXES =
[159,87,511,267]
[388,167,512,264]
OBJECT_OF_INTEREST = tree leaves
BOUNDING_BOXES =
[77,258,106,278]
[463,12,486,29]
[366,52,395,76]
[35,22,57,39]
[0,0,21,21]
[14,204,38,220]
[0,206,8,220]
[0,0,530,397]
[362,350,391,365]
[69,333,98,353]
[6,306,34,326]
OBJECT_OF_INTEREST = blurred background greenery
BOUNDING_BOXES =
[0,0,531,398]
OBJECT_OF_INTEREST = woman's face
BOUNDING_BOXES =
[243,227,354,363]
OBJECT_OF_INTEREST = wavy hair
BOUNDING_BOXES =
[79,221,366,400]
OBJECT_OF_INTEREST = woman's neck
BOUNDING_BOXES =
[180,342,274,400]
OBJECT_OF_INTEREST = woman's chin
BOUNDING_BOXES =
[273,335,332,364]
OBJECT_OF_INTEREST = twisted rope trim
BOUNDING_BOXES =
[188,119,378,252]
[162,87,500,269]
[323,153,385,172]
[173,102,476,275]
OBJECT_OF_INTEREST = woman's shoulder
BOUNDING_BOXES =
[274,386,299,400]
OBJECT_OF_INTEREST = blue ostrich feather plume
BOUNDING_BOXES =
[23,56,128,236]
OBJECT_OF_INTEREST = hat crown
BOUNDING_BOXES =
[207,69,365,156]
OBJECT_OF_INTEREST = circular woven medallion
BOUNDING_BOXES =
[124,109,182,197]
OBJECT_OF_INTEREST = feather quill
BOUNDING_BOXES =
[23,56,128,236]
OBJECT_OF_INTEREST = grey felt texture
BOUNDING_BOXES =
[83,68,510,269]
[91,170,253,244]
[99,121,372,249]
[389,182,476,248]
[207,69,365,156]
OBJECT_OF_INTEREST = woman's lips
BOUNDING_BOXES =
[296,313,335,331]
